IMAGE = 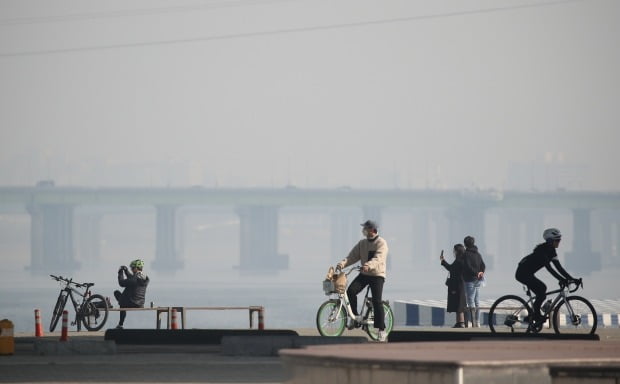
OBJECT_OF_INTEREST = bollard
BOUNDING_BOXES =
[171,308,178,330]
[34,309,44,337]
[0,319,15,355]
[258,307,265,330]
[59,310,68,342]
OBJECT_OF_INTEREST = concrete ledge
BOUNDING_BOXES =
[388,330,600,343]
[34,339,116,355]
[280,340,620,384]
[550,365,620,383]
[222,336,367,356]
[104,329,298,345]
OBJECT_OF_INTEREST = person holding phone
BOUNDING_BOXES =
[113,259,150,329]
[440,244,467,328]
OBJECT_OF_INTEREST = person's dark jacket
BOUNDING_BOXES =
[118,270,149,307]
[462,245,485,283]
[442,258,466,313]
[516,242,573,281]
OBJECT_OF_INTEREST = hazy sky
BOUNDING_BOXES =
[0,0,618,190]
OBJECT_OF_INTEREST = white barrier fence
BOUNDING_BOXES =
[393,299,620,327]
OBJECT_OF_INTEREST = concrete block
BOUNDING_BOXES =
[292,336,367,348]
[221,335,293,356]
[34,339,116,355]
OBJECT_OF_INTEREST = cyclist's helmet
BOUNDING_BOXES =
[543,228,562,241]
[130,259,145,270]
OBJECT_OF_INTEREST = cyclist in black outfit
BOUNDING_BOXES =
[515,228,576,323]
[114,259,150,329]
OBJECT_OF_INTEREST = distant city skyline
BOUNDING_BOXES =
[0,150,593,191]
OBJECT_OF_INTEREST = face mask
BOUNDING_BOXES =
[362,228,370,237]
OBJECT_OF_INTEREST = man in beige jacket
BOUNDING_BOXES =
[337,220,389,342]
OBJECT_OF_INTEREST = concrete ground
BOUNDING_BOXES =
[2,327,619,383]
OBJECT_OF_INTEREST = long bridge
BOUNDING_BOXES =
[0,186,619,274]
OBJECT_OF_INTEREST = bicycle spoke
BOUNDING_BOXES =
[552,296,597,335]
[488,295,532,334]
[316,300,346,337]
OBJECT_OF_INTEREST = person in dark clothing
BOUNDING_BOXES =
[114,259,150,329]
[515,228,576,324]
[440,244,467,328]
[462,236,485,327]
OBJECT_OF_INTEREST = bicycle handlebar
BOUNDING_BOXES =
[49,274,93,288]
[559,278,583,293]
[335,266,361,276]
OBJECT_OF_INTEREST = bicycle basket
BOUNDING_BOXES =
[322,279,336,295]
[322,274,347,295]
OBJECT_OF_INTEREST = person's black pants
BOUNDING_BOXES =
[515,270,546,318]
[346,274,385,330]
[114,290,140,326]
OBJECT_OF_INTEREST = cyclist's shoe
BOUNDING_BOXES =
[377,330,388,342]
[115,325,124,330]
[452,322,466,328]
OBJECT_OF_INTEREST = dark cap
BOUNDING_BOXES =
[361,220,378,231]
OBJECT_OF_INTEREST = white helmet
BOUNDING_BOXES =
[543,228,562,241]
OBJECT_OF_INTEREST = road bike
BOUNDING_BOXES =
[49,275,109,332]
[488,278,596,334]
[316,266,394,341]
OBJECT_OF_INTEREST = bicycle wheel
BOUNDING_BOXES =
[552,295,597,335]
[50,291,68,332]
[316,299,346,337]
[81,294,109,331]
[366,302,394,341]
[488,295,532,334]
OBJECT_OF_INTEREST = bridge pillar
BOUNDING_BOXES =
[237,205,288,271]
[152,205,183,272]
[362,206,382,226]
[411,210,432,263]
[595,210,620,269]
[76,213,102,263]
[28,204,78,272]
[447,206,492,269]
[330,208,362,260]
[566,208,600,275]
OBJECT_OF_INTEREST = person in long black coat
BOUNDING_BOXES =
[440,244,467,328]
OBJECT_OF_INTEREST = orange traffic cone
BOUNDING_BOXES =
[171,308,178,330]
[59,310,68,342]
[34,309,44,337]
[258,307,265,330]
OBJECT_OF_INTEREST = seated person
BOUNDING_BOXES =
[114,259,150,329]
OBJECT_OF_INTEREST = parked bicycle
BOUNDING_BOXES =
[49,275,109,332]
[488,278,596,334]
[316,266,394,341]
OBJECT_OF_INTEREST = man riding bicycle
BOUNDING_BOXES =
[515,228,578,324]
[336,220,389,342]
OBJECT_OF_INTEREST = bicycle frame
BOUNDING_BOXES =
[331,286,374,326]
[523,281,576,319]
[56,280,92,331]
